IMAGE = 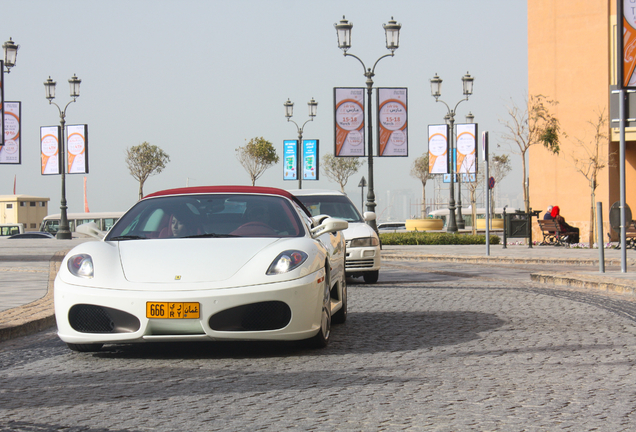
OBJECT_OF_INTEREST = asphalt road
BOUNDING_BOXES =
[2,260,636,431]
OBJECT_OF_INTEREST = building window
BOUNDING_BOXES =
[40,202,46,207]
[30,223,36,229]
[20,202,25,206]
[30,202,36,207]
[6,204,12,209]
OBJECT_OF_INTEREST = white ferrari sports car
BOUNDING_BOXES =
[54,186,348,352]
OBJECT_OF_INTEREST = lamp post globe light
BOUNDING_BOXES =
[429,72,474,233]
[44,74,82,240]
[284,97,318,189]
[334,16,401,232]
[2,37,19,73]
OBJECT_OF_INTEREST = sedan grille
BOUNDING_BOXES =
[68,304,140,334]
[346,258,375,269]
[209,301,291,331]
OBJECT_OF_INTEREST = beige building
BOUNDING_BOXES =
[527,1,632,243]
[0,195,50,231]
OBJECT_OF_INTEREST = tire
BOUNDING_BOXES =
[332,279,347,324]
[306,265,332,348]
[363,270,379,284]
[67,343,103,352]
[308,304,331,348]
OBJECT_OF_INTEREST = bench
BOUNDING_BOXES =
[537,219,577,246]
[612,220,636,249]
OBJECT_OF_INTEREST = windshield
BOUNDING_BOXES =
[295,194,363,223]
[106,194,304,240]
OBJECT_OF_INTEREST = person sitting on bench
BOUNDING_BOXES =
[544,205,554,220]
[551,206,579,244]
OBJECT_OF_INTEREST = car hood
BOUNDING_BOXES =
[119,238,279,283]
[343,222,377,241]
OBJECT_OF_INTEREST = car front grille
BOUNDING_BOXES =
[208,301,292,331]
[68,304,140,334]
[346,258,375,269]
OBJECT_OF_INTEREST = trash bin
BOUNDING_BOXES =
[503,208,540,248]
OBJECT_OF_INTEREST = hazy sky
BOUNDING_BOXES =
[0,0,528,221]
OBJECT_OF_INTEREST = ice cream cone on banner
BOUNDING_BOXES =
[336,127,348,155]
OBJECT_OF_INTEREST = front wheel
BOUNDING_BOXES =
[363,270,379,284]
[332,280,347,324]
[307,305,331,348]
[307,266,331,348]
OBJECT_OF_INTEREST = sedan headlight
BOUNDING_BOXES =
[68,254,94,278]
[267,250,308,275]
[349,237,379,248]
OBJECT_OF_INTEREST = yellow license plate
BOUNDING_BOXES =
[146,302,200,319]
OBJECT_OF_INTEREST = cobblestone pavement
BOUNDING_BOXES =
[2,261,636,431]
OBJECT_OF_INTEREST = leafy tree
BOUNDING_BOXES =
[410,153,434,218]
[501,94,564,212]
[569,108,614,247]
[125,142,170,200]
[322,153,364,192]
[236,137,279,186]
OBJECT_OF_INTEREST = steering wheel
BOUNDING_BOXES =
[231,221,277,236]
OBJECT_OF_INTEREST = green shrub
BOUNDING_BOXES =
[380,232,500,246]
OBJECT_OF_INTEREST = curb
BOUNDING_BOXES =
[0,251,64,342]
[531,272,636,296]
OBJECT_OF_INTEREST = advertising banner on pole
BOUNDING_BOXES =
[67,124,89,174]
[283,139,298,180]
[619,0,636,88]
[428,124,449,174]
[0,61,3,146]
[303,139,319,180]
[41,126,61,175]
[334,87,365,156]
[455,123,478,174]
[1,101,21,164]
[377,88,408,156]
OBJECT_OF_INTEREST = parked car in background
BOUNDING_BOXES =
[8,231,55,239]
[378,222,406,231]
[54,186,348,352]
[290,189,381,284]
[0,223,25,238]
[40,212,123,237]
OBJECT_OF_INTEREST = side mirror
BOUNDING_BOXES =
[311,217,348,238]
[76,222,106,240]
[363,211,376,222]
[311,214,330,228]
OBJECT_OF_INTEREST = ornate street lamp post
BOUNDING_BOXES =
[334,16,401,232]
[284,98,318,189]
[44,74,82,239]
[430,72,474,233]
[2,38,19,73]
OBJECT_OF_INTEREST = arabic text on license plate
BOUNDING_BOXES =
[146,302,200,319]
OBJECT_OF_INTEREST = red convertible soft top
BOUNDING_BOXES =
[143,186,311,216]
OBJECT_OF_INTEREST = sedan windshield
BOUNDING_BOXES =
[295,195,363,223]
[106,194,304,240]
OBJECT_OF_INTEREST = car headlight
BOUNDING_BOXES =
[349,237,379,248]
[68,254,94,278]
[267,250,308,275]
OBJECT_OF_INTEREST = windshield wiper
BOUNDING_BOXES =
[109,235,148,241]
[183,233,240,238]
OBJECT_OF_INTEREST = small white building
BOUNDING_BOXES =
[0,195,50,231]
